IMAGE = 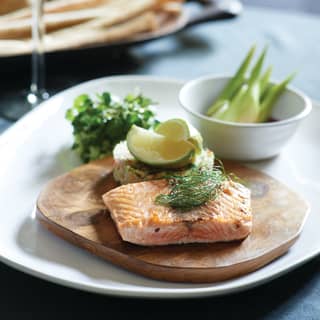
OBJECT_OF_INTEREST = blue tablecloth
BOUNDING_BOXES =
[132,7,320,101]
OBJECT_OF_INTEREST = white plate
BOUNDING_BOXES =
[0,76,319,299]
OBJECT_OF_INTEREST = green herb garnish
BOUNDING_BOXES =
[66,92,158,163]
[155,167,228,211]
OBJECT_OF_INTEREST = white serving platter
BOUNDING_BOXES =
[0,76,319,298]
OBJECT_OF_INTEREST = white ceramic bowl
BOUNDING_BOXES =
[179,75,312,161]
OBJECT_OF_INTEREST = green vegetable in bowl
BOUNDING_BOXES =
[66,92,158,163]
[207,45,295,123]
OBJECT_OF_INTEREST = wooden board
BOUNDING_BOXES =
[36,157,309,283]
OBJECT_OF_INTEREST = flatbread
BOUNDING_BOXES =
[0,0,28,15]
[0,0,184,56]
[46,11,158,51]
[0,0,158,39]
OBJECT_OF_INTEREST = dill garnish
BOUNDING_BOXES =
[155,166,228,211]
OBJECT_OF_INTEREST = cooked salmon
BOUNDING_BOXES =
[102,179,252,246]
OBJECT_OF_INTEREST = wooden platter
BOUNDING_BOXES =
[36,157,309,283]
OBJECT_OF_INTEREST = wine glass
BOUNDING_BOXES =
[0,0,49,121]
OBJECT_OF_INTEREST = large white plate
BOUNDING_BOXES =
[0,76,319,298]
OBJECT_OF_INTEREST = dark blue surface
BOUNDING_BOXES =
[131,7,320,100]
[243,0,320,14]
[0,118,10,133]
[1,6,320,318]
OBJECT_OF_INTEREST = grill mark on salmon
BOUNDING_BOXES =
[102,179,252,246]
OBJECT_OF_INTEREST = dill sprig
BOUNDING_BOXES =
[155,166,228,211]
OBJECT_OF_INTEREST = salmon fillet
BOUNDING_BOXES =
[102,179,252,246]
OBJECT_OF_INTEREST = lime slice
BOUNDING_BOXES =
[155,118,203,154]
[187,125,203,154]
[155,118,190,141]
[127,125,195,168]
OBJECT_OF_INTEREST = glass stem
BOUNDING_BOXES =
[30,0,46,100]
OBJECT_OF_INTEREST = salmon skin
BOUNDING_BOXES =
[102,179,252,246]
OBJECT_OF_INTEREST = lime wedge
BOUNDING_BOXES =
[127,125,195,168]
[155,118,190,141]
[187,127,203,154]
[155,118,203,154]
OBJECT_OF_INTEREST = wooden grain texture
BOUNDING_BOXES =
[37,157,309,283]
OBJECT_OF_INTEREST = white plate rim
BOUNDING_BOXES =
[0,75,319,299]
